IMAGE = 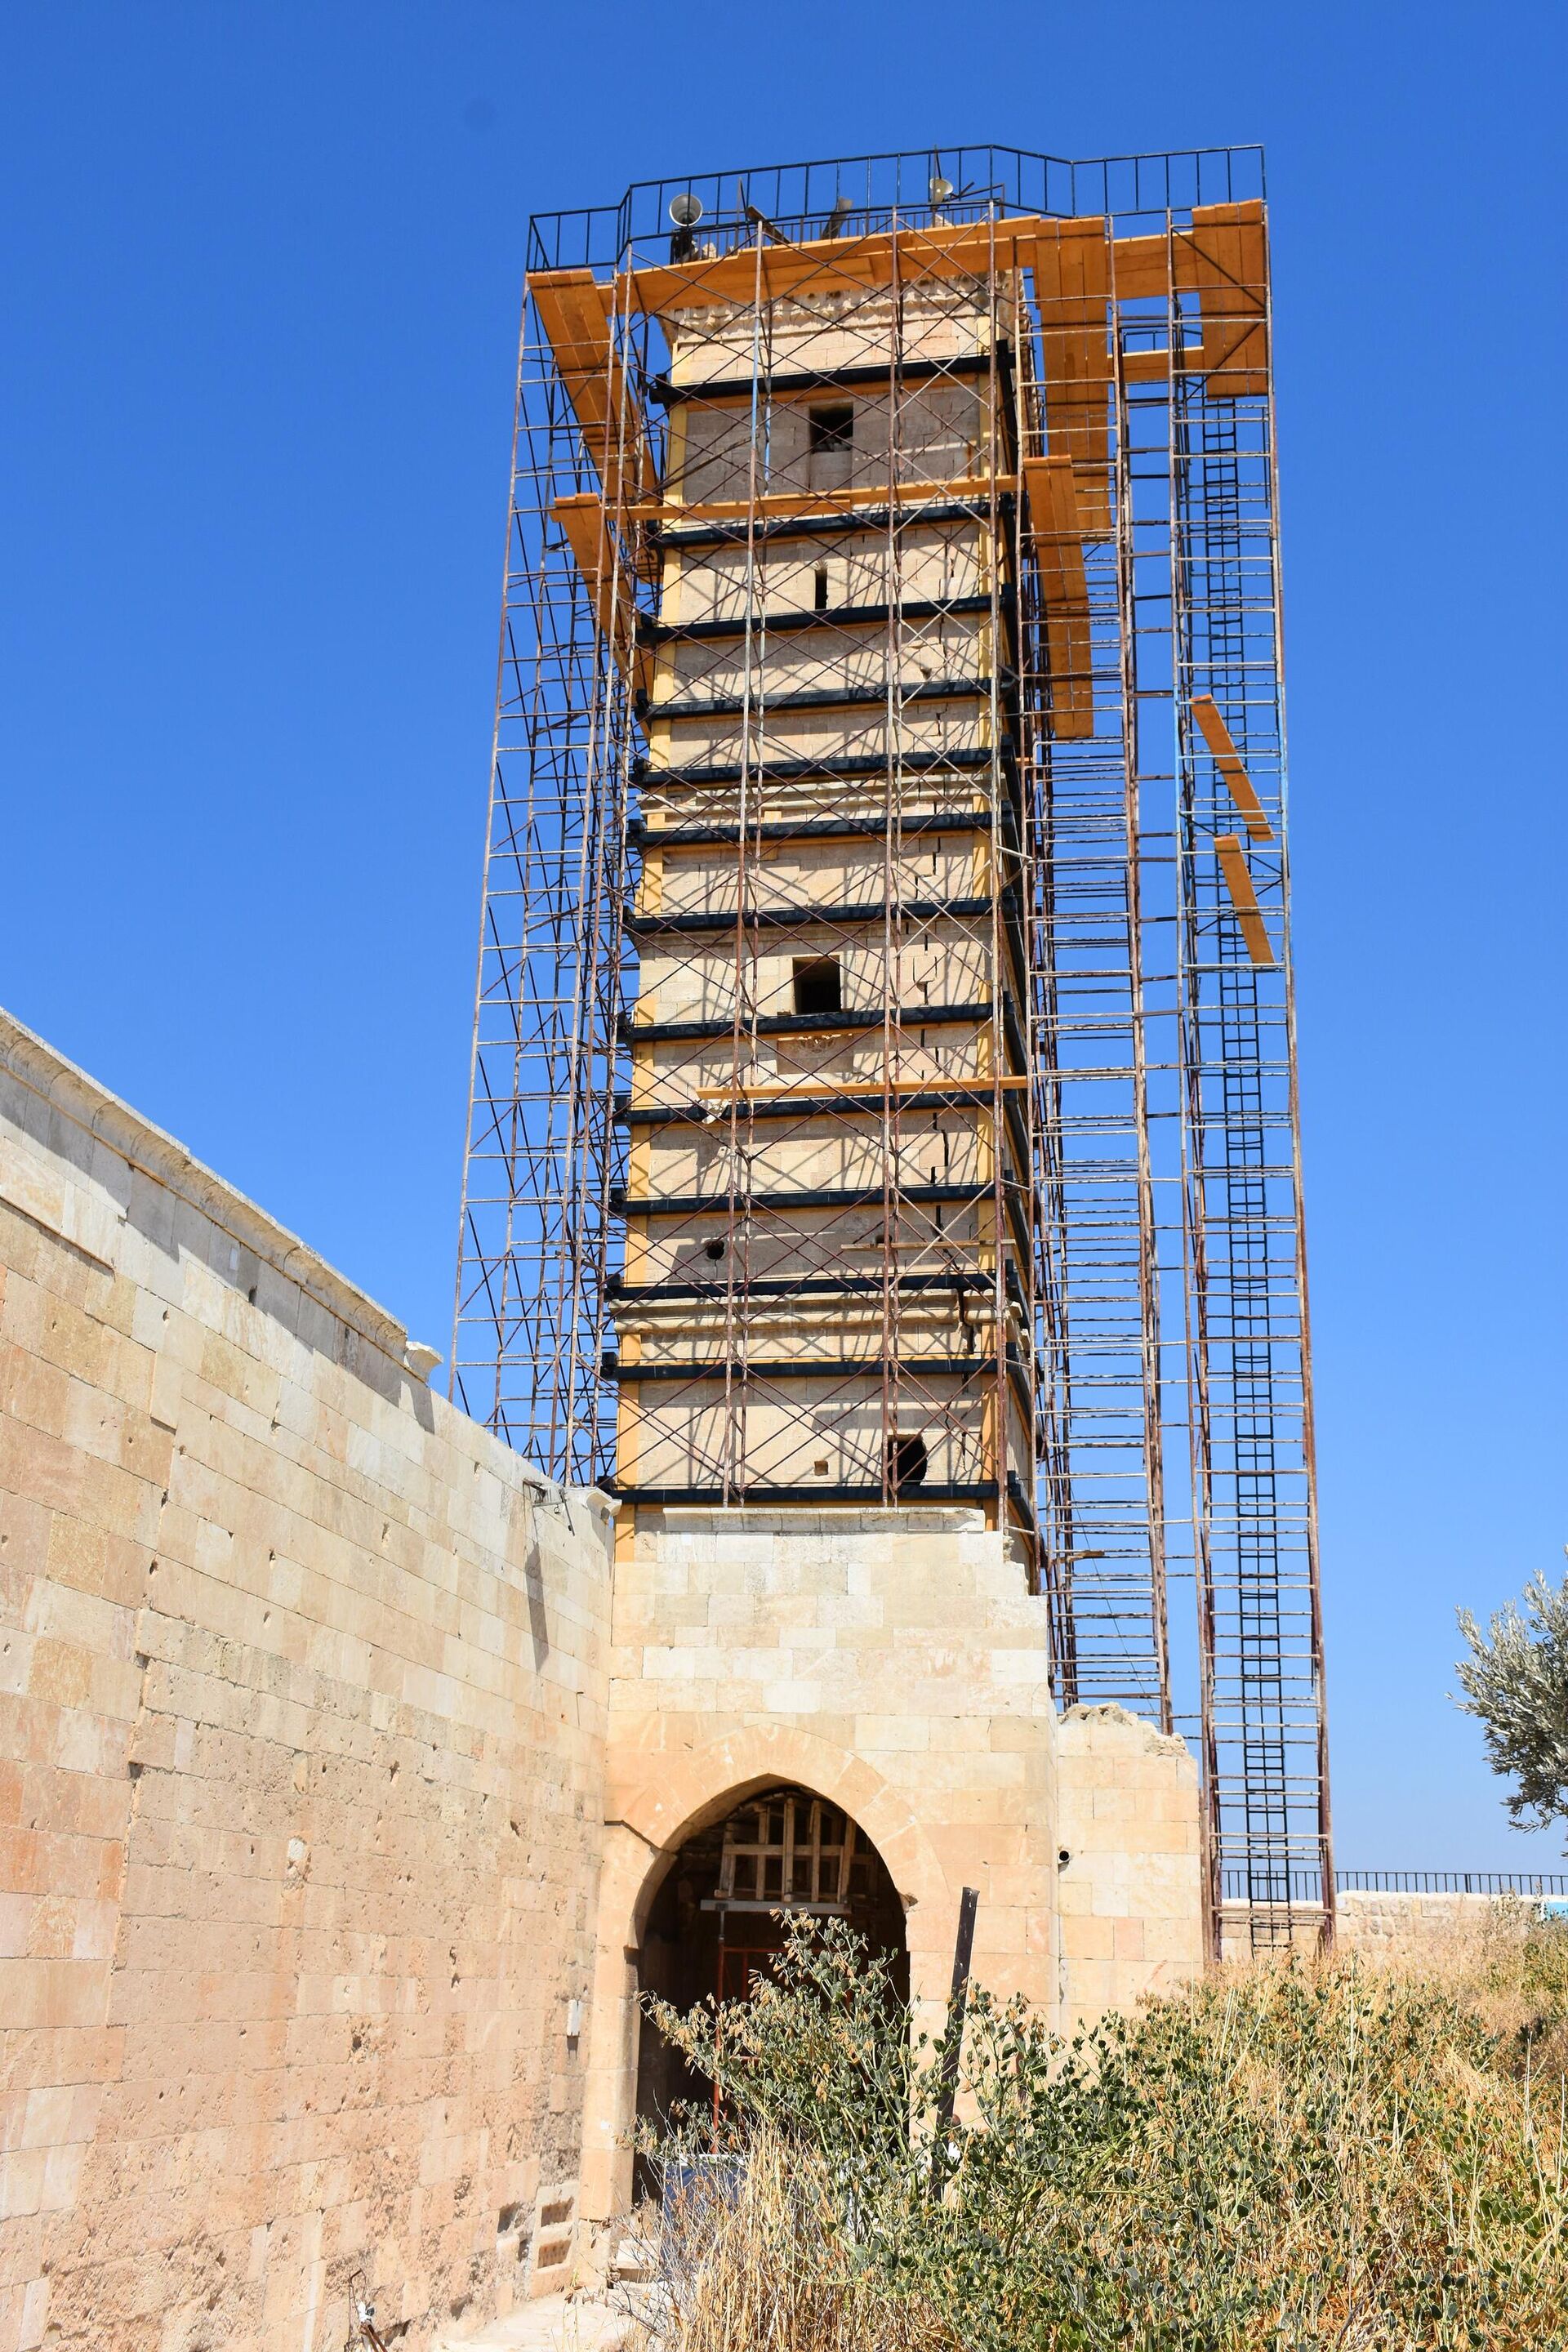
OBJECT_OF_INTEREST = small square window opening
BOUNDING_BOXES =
[808,403,853,455]
[792,956,842,1016]
[887,1432,929,1489]
[807,403,853,491]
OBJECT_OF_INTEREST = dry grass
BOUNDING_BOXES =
[638,1911,1568,2351]
[635,2133,943,2352]
[1348,1893,1568,2078]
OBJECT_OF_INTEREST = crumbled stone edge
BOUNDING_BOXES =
[1061,1700,1194,1760]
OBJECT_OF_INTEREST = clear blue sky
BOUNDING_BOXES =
[3,2,1563,1873]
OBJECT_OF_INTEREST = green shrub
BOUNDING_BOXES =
[644,1916,1568,2350]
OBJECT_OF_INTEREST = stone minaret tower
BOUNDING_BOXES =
[611,217,1037,1546]
[452,154,1329,2208]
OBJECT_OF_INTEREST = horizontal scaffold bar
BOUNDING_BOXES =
[632,475,1017,525]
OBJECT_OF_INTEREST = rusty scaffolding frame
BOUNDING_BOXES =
[450,144,1332,1954]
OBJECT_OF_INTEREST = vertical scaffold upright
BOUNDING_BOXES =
[450,145,1333,1955]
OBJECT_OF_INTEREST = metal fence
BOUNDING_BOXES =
[1223,1868,1568,1901]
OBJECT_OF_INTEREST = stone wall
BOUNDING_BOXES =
[1216,1889,1558,1963]
[0,1012,613,2352]
[1054,1704,1205,2030]
[1334,1888,1541,1957]
[0,1004,1209,2341]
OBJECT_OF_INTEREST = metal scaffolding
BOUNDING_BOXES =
[449,144,1332,1954]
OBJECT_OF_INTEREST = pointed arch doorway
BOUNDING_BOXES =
[635,1784,910,2135]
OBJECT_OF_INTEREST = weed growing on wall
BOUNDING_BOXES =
[641,1914,1568,2350]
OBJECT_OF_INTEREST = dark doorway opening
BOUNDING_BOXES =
[635,1786,908,2157]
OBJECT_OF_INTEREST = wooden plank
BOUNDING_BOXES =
[1174,202,1268,399]
[1191,693,1274,842]
[552,491,636,654]
[1120,340,1205,382]
[1214,833,1276,966]
[1031,220,1111,532]
[1032,215,1108,311]
[529,268,656,502]
[628,215,1046,317]
[631,473,1016,524]
[1036,208,1266,403]
[1107,231,1170,301]
[695,1077,1028,1102]
[1022,454,1094,742]
[530,271,613,423]
[1022,452,1081,559]
[1039,218,1171,301]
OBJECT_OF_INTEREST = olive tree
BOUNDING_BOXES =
[1454,1561,1568,1842]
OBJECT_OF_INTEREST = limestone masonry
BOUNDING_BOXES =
[0,1005,1203,2349]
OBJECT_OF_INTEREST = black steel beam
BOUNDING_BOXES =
[602,1352,1002,1382]
[603,1479,1000,1506]
[642,591,1002,646]
[619,998,993,1044]
[647,350,1004,408]
[626,890,999,938]
[633,743,1015,787]
[628,812,996,849]
[609,1182,992,1216]
[648,674,1003,724]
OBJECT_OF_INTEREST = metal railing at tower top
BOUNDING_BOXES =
[524,143,1266,272]
[449,143,1331,1962]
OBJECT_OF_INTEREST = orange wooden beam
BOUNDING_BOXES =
[1022,455,1094,742]
[1030,199,1269,511]
[1031,219,1111,533]
[1214,834,1275,966]
[528,269,656,504]
[1175,203,1268,399]
[631,474,1015,526]
[626,215,1048,317]
[550,493,650,702]
[1191,694,1274,843]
